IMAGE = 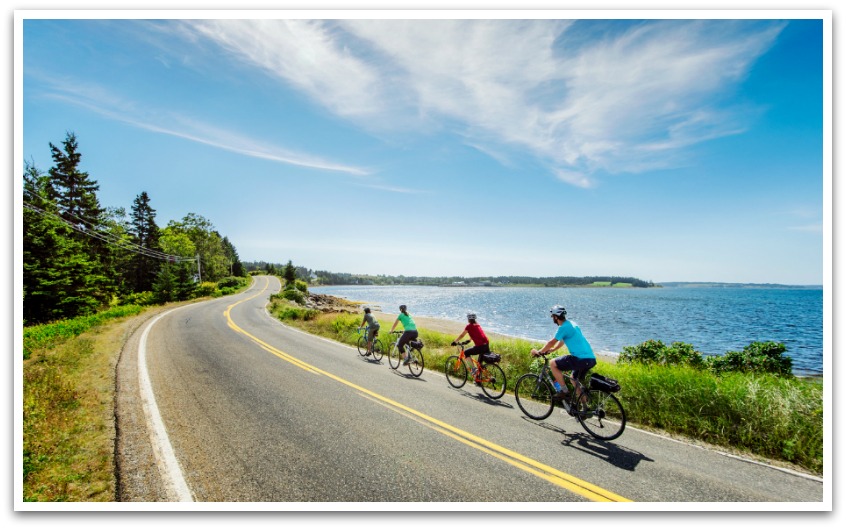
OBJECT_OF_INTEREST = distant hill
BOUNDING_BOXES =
[658,282,822,289]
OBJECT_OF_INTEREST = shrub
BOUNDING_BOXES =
[118,291,157,306]
[276,306,320,321]
[195,282,218,297]
[217,276,244,289]
[294,279,309,294]
[280,289,305,304]
[620,340,705,368]
[707,341,793,377]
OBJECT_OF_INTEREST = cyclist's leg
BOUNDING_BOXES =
[398,331,416,363]
[570,358,597,405]
[464,344,487,379]
[550,355,577,392]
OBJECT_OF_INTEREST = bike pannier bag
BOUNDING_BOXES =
[410,339,424,350]
[481,352,502,364]
[589,373,621,393]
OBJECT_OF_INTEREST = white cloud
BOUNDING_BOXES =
[180,18,785,186]
[34,74,370,176]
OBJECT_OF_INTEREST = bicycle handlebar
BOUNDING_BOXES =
[451,340,471,346]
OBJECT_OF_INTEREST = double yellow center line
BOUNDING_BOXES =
[225,279,631,503]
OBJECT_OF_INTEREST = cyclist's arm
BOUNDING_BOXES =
[390,319,398,332]
[532,338,564,356]
[453,330,468,343]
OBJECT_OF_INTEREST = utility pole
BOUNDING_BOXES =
[196,254,202,283]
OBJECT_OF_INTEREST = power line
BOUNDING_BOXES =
[23,200,196,264]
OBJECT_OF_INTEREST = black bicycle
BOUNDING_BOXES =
[514,352,626,440]
[356,326,384,361]
[387,330,424,377]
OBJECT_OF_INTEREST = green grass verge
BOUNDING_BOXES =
[269,301,823,474]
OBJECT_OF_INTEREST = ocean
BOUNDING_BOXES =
[310,285,825,376]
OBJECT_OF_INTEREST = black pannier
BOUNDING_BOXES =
[409,339,424,350]
[589,373,621,393]
[481,352,502,364]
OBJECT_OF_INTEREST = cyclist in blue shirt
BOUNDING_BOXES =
[531,305,596,403]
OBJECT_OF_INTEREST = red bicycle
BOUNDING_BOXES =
[444,340,507,399]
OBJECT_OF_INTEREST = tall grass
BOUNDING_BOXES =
[23,305,145,359]
[271,305,823,474]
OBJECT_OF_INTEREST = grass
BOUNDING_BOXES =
[23,312,142,501]
[22,276,252,502]
[269,301,824,475]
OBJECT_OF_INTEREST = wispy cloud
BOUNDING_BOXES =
[177,19,785,186]
[33,73,371,176]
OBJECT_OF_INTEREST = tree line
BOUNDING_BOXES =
[23,132,246,325]
[306,271,655,288]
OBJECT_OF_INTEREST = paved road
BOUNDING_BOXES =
[116,275,824,504]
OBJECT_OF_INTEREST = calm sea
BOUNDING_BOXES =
[310,285,825,376]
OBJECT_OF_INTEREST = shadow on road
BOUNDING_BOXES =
[518,416,653,471]
[559,432,654,471]
[447,387,515,409]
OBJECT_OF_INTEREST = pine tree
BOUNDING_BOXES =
[48,132,103,230]
[23,162,106,322]
[283,260,297,286]
[130,191,162,291]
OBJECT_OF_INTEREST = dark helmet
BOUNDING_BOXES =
[364,307,371,314]
[550,305,567,319]
[467,313,477,321]
[399,304,407,312]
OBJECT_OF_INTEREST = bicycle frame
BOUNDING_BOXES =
[535,355,588,412]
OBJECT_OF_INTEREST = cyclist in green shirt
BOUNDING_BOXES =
[389,304,419,365]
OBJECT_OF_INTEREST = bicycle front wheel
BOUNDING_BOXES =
[479,363,507,400]
[371,340,384,361]
[514,374,554,420]
[357,336,368,356]
[445,356,467,388]
[408,348,424,377]
[388,344,401,369]
[577,390,627,441]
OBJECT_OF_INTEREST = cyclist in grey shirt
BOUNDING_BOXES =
[358,307,380,356]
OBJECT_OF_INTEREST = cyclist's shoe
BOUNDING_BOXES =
[402,355,412,365]
[364,351,372,357]
[551,390,570,403]
[474,378,483,386]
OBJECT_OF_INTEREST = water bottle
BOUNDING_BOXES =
[553,381,562,392]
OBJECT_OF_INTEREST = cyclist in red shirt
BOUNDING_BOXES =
[451,313,491,383]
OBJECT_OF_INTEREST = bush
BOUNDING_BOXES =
[707,341,793,377]
[280,289,305,304]
[620,340,705,369]
[276,306,320,321]
[294,279,309,294]
[118,291,157,306]
[217,276,245,289]
[195,282,218,297]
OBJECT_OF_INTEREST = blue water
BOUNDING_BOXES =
[311,285,824,376]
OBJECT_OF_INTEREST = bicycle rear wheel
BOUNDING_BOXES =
[388,344,401,369]
[445,356,467,388]
[357,336,368,357]
[577,389,627,441]
[371,340,384,361]
[479,363,507,400]
[514,374,554,420]
[408,347,424,377]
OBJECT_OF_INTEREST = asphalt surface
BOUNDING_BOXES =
[115,276,824,504]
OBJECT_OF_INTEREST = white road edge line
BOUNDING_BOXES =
[138,307,195,502]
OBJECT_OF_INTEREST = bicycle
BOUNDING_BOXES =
[444,340,507,399]
[514,352,626,440]
[356,326,384,361]
[387,330,424,377]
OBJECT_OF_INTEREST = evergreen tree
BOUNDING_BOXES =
[221,236,244,277]
[283,260,297,286]
[23,161,109,323]
[47,132,103,231]
[129,191,162,291]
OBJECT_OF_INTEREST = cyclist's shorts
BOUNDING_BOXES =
[554,355,596,379]
[367,327,379,341]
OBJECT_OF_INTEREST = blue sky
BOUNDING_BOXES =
[18,11,829,285]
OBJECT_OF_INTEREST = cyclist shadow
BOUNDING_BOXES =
[451,388,514,409]
[559,432,654,471]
